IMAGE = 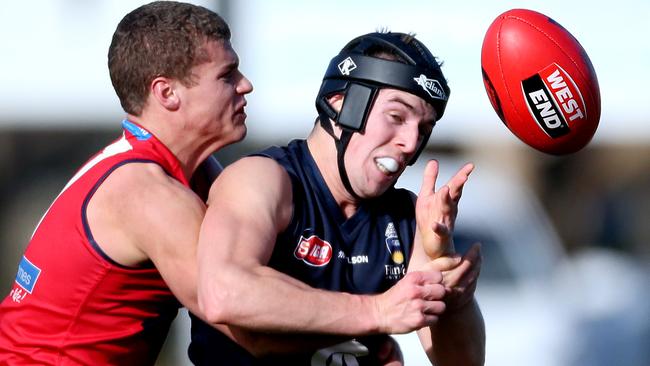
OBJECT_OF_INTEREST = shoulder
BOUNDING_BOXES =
[116,162,204,224]
[248,140,305,173]
[206,155,294,231]
[87,161,204,265]
[208,156,291,203]
[105,162,197,204]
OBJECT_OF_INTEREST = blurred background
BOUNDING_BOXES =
[1,0,648,365]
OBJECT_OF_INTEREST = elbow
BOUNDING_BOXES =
[197,281,236,325]
[197,262,259,326]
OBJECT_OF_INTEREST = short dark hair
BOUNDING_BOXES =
[108,1,231,115]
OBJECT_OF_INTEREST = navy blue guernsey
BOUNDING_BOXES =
[189,139,417,365]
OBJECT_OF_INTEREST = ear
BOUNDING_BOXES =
[151,77,180,111]
[326,93,344,113]
[323,93,345,138]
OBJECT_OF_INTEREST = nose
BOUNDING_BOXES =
[237,73,254,95]
[396,123,420,155]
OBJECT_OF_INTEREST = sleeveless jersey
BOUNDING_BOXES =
[189,139,417,366]
[0,120,184,365]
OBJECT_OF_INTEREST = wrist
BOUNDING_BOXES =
[416,229,455,260]
[366,294,386,334]
[443,295,477,317]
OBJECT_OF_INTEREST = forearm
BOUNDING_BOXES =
[199,264,382,336]
[420,297,485,366]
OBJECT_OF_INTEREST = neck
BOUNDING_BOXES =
[126,114,224,181]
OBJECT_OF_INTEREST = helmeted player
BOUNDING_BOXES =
[192,31,486,365]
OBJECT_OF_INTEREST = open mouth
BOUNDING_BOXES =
[375,157,400,175]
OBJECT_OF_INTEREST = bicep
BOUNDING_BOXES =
[138,178,207,314]
[196,157,293,320]
[200,157,293,267]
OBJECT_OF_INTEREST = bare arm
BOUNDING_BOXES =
[197,156,447,336]
[409,160,486,366]
[87,160,349,355]
[86,162,207,317]
[88,159,443,357]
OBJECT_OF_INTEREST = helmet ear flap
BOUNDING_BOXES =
[337,83,377,132]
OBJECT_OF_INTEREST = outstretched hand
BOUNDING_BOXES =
[415,160,474,259]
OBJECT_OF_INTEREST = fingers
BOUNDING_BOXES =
[410,268,443,285]
[447,162,474,202]
[418,159,439,198]
[419,161,474,201]
[422,298,446,316]
[421,283,446,301]
[442,243,482,290]
[419,254,462,272]
[406,271,447,309]
[413,273,447,317]
[388,243,482,329]
[378,270,450,333]
[431,184,453,218]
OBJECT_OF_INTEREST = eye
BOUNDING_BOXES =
[219,70,234,82]
[388,113,405,124]
[218,64,240,83]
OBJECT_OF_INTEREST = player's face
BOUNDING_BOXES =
[179,40,253,146]
[345,88,435,198]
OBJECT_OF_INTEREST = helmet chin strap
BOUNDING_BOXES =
[318,113,361,201]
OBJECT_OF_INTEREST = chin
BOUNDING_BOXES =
[232,125,247,142]
[238,126,248,140]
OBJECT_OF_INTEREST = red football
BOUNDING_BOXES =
[481,8,601,155]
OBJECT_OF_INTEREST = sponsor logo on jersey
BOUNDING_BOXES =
[384,263,406,280]
[522,63,586,138]
[294,235,333,267]
[11,256,42,303]
[337,250,369,265]
[15,256,40,293]
[384,223,404,265]
[384,223,406,280]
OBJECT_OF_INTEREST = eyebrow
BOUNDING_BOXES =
[387,95,437,125]
[386,96,415,111]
